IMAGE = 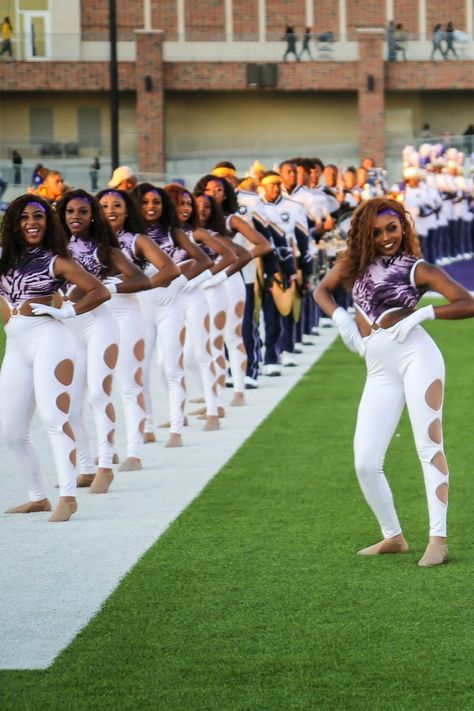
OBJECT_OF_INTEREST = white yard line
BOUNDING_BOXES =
[0,329,338,670]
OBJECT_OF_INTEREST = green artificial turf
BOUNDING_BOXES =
[1,312,474,710]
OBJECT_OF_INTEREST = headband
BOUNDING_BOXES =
[261,175,283,186]
[100,190,123,199]
[212,167,238,179]
[376,209,400,218]
[25,200,46,212]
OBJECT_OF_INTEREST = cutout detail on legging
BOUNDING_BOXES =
[235,301,244,318]
[102,374,113,396]
[54,359,74,386]
[133,339,145,361]
[56,393,70,414]
[431,451,448,476]
[62,421,75,441]
[105,403,116,422]
[428,418,442,444]
[134,367,143,387]
[103,343,119,369]
[215,312,226,330]
[435,482,448,505]
[425,379,443,410]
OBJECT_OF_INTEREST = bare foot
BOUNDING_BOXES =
[218,406,225,418]
[189,397,205,404]
[230,392,246,407]
[203,415,220,431]
[89,468,113,494]
[358,534,409,556]
[143,432,157,444]
[418,536,448,567]
[159,417,188,428]
[165,433,183,448]
[118,457,142,471]
[5,498,52,514]
[77,473,95,487]
[48,496,77,522]
[189,406,206,416]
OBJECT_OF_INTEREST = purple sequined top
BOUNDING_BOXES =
[352,254,426,324]
[117,230,148,271]
[199,229,219,261]
[0,246,64,307]
[147,224,188,264]
[68,235,105,279]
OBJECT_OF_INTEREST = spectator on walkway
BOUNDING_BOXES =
[299,27,313,60]
[430,24,446,61]
[282,25,299,61]
[0,17,13,60]
[108,165,137,191]
[394,23,407,60]
[445,22,458,59]
[462,124,474,153]
[387,20,396,61]
[421,123,432,138]
[11,150,22,185]
[89,155,101,191]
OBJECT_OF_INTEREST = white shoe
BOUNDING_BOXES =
[280,351,298,367]
[225,377,233,388]
[319,317,334,328]
[245,376,258,389]
[263,364,282,377]
[302,336,314,345]
[294,343,303,353]
[311,327,320,336]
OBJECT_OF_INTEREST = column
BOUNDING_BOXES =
[339,0,347,41]
[357,28,385,167]
[143,0,151,30]
[386,0,393,21]
[135,30,165,177]
[467,0,473,37]
[258,0,266,42]
[306,0,314,29]
[225,0,233,41]
[419,0,426,41]
[177,0,185,41]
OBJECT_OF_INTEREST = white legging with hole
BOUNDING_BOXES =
[182,286,219,417]
[65,303,119,472]
[0,315,77,499]
[109,293,146,459]
[138,289,186,435]
[203,281,228,407]
[224,272,247,394]
[354,324,448,538]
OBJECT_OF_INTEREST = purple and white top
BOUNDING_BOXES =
[199,229,219,261]
[148,224,190,264]
[352,254,426,325]
[68,235,106,279]
[0,246,64,309]
[117,230,148,271]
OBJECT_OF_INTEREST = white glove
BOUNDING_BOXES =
[332,307,365,357]
[31,302,76,320]
[151,287,173,307]
[389,305,435,343]
[181,268,213,293]
[103,276,123,294]
[166,273,188,294]
[202,270,228,289]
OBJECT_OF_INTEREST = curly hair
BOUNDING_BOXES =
[95,188,147,235]
[0,194,68,275]
[131,183,180,246]
[337,197,421,288]
[164,183,199,230]
[192,174,238,216]
[56,189,119,272]
[193,192,230,235]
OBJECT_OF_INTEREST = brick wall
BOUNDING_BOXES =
[135,31,165,174]
[426,0,466,34]
[0,62,136,91]
[313,0,339,38]
[357,30,385,164]
[153,1,179,41]
[393,0,418,36]
[265,0,306,41]
[184,0,225,41]
[233,0,259,41]
[346,0,386,40]
[81,0,143,40]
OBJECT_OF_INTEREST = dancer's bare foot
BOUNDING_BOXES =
[358,534,409,556]
[418,536,448,567]
[5,498,52,514]
[159,417,188,428]
[48,496,77,522]
[77,473,95,487]
[143,431,157,444]
[203,415,220,431]
[230,392,246,406]
[189,397,205,404]
[118,457,142,471]
[218,406,225,418]
[165,433,183,448]
[89,468,113,494]
[189,406,206,416]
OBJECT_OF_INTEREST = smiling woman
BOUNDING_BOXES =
[315,196,474,567]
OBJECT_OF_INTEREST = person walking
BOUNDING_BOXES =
[0,17,13,60]
[89,156,100,191]
[314,197,474,567]
[299,27,313,60]
[445,22,458,59]
[12,150,22,185]
[283,25,299,61]
[430,24,446,60]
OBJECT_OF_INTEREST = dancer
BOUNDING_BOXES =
[132,183,216,443]
[0,195,109,521]
[97,188,179,467]
[56,189,149,493]
[315,197,474,566]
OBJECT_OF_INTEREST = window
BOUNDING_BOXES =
[78,107,102,149]
[30,106,53,144]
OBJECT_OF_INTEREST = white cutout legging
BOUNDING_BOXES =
[224,272,247,394]
[0,315,77,499]
[65,303,119,472]
[354,325,448,538]
[181,286,219,417]
[109,293,145,459]
[203,281,228,407]
[138,290,186,435]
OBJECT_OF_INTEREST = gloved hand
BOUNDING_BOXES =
[165,273,188,294]
[103,276,123,294]
[30,302,76,320]
[181,268,213,293]
[151,287,173,307]
[389,305,435,343]
[202,270,228,289]
[332,307,365,357]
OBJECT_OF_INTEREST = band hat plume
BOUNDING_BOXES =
[212,167,238,179]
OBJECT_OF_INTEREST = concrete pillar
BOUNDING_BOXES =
[135,29,165,179]
[357,28,385,166]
